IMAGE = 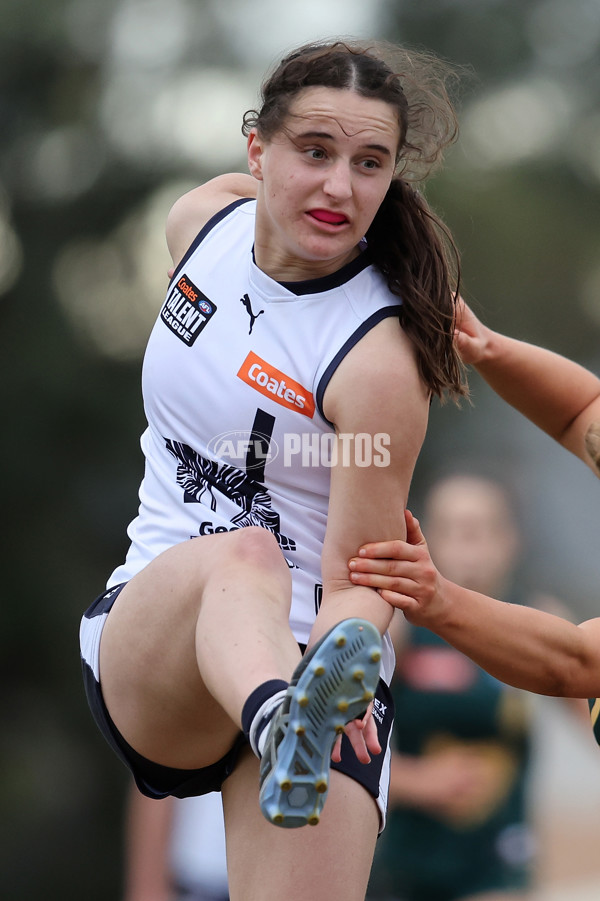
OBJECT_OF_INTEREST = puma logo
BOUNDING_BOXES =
[240,293,264,334]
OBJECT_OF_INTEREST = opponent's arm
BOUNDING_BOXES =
[166,173,258,269]
[350,510,600,698]
[457,301,600,476]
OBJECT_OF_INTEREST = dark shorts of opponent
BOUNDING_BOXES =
[80,584,394,809]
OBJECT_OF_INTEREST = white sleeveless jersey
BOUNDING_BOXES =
[108,199,402,681]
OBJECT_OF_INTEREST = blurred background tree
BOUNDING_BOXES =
[1,1,600,897]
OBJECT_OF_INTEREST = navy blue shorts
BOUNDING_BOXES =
[80,584,394,819]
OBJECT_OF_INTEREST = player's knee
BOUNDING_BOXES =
[229,526,287,574]
[225,527,292,598]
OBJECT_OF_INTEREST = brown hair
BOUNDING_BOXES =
[242,40,468,400]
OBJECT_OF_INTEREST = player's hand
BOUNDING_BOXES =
[390,744,515,825]
[331,702,381,764]
[454,297,490,366]
[348,510,445,624]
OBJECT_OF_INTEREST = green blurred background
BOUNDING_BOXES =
[2,0,600,897]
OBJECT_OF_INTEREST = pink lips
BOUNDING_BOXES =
[309,209,348,225]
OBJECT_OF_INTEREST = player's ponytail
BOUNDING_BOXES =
[366,178,466,399]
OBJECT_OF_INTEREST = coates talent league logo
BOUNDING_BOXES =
[161,273,217,346]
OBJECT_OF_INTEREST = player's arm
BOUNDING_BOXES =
[350,510,600,697]
[313,316,430,642]
[456,300,600,476]
[166,173,258,269]
[122,781,175,901]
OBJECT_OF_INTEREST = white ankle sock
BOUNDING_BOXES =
[250,688,288,758]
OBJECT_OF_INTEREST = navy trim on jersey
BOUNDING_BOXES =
[315,305,404,424]
[169,197,254,286]
[171,199,369,298]
[278,251,372,296]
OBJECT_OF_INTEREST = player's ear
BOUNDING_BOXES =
[247,129,265,181]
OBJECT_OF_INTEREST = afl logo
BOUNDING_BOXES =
[199,300,213,315]
[207,430,279,470]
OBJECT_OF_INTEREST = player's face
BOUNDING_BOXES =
[248,86,400,281]
[425,479,519,596]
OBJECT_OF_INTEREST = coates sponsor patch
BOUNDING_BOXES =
[237,351,315,418]
[160,274,216,346]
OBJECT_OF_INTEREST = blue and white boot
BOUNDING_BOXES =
[258,618,382,828]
